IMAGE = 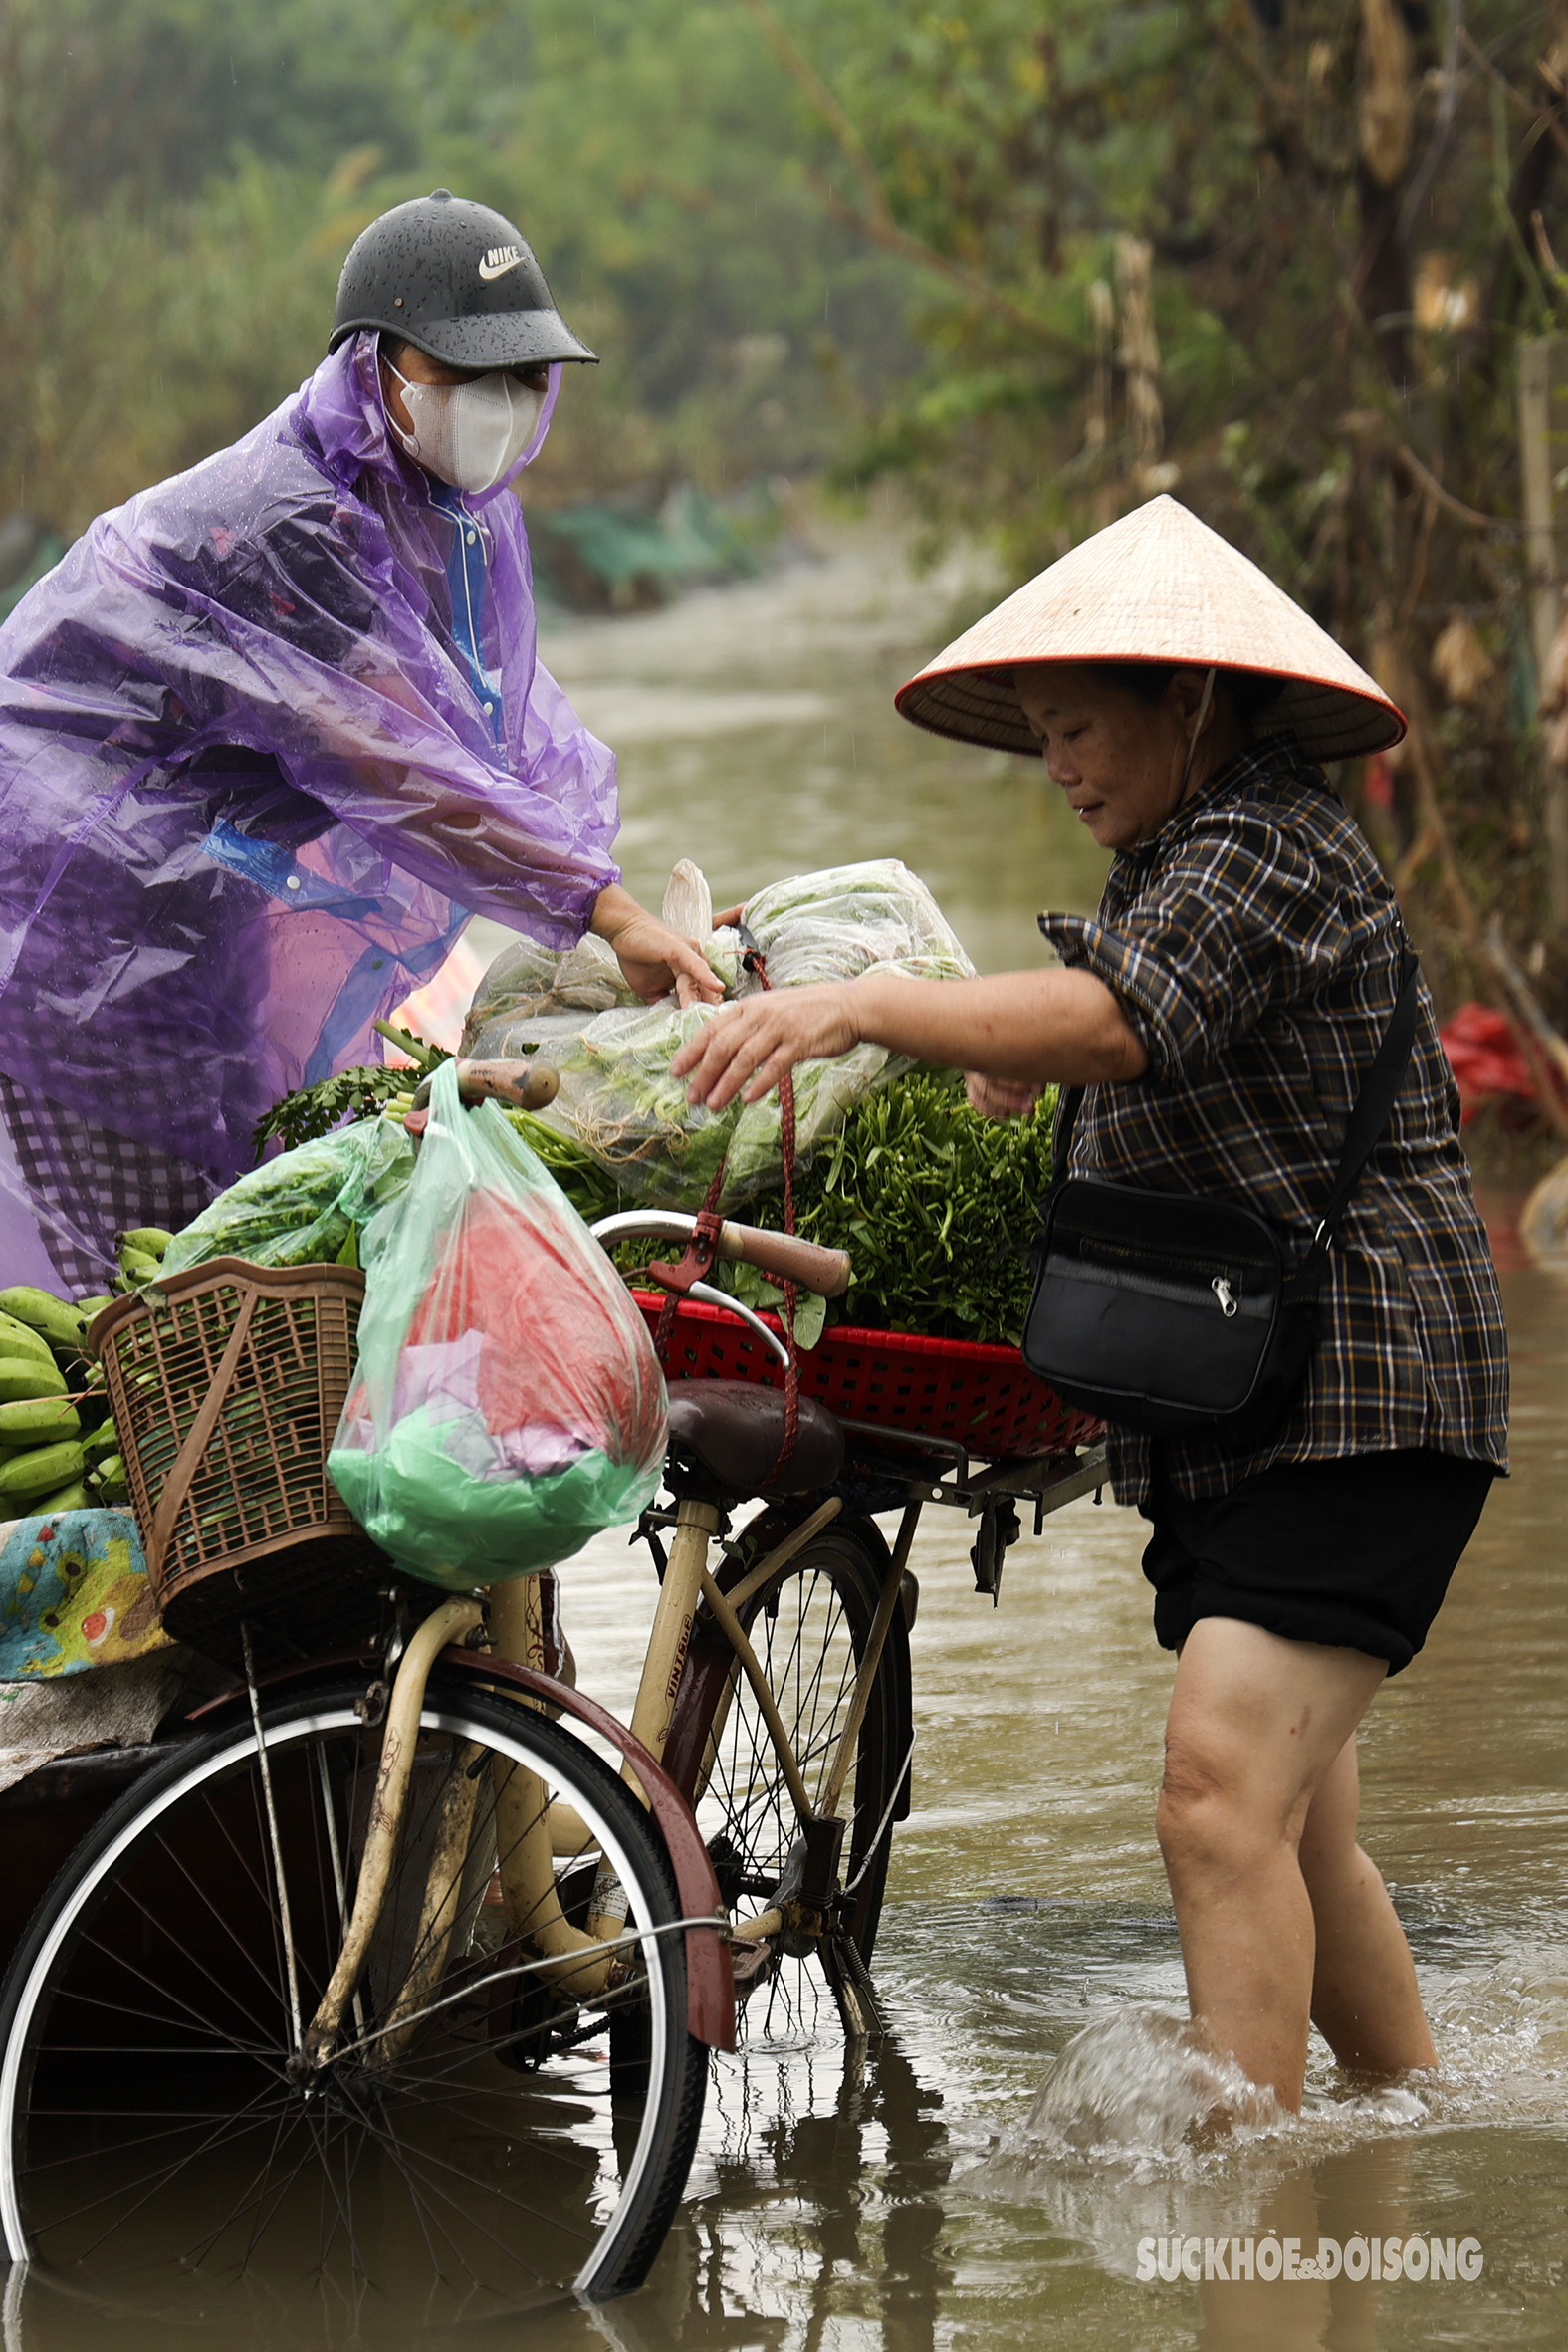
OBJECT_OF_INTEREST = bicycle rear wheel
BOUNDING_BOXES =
[667,1516,913,2045]
[0,1671,706,2322]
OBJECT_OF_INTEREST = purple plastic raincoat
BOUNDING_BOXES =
[0,332,619,1288]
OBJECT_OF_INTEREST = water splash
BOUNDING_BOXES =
[970,2004,1436,2191]
[1013,2007,1287,2163]
[963,2005,1441,2286]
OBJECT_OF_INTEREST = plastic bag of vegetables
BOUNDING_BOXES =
[458,931,641,1059]
[528,859,976,1208]
[158,1117,415,1281]
[542,1000,902,1211]
[740,859,974,990]
[327,1058,667,1588]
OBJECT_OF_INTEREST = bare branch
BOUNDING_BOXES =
[1341,411,1530,535]
[806,174,1080,352]
[1458,24,1568,161]
[738,0,888,222]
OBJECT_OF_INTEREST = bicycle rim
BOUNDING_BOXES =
[0,1675,705,2325]
[680,1523,911,2048]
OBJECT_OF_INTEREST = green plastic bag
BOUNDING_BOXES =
[160,1117,415,1279]
[328,1058,667,1589]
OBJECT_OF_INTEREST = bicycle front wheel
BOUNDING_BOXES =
[0,1671,706,2321]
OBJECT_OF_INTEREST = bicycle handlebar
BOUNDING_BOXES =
[426,1064,853,1299]
[410,1058,560,1115]
[589,1209,852,1300]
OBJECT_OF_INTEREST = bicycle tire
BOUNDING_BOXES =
[666,1516,913,2038]
[0,1670,706,2320]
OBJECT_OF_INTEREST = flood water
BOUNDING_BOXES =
[9,525,1568,2350]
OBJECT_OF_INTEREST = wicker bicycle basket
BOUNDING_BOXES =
[89,1259,396,1674]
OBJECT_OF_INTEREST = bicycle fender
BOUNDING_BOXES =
[438,1652,736,2052]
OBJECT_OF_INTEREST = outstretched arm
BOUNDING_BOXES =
[671,965,1147,1111]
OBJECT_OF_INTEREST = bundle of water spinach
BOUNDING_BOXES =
[736,1069,1055,1347]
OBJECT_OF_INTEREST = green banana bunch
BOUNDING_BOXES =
[0,1440,87,1506]
[34,1480,90,1513]
[0,1312,55,1368]
[0,1288,87,1352]
[114,1226,172,1294]
[0,1360,68,1406]
[0,1397,82,1445]
[0,1281,123,1521]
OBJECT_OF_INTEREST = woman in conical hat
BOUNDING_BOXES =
[677,496,1506,2117]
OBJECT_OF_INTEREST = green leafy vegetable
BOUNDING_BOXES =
[163,1119,416,1279]
[499,1110,627,1226]
[249,1052,1051,1350]
[579,1067,1055,1348]
[748,1069,1056,1348]
[252,1022,450,1161]
[252,1066,409,1159]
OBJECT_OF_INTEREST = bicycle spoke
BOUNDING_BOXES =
[74,1871,286,2051]
[18,2095,294,2182]
[39,2077,293,2251]
[688,1533,900,2059]
[3,1687,703,2308]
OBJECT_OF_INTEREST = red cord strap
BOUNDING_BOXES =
[745,944,800,1487]
[651,942,800,1488]
[651,1176,727,1365]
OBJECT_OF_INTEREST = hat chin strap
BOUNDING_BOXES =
[1179,666,1218,791]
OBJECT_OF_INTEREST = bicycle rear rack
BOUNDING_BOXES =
[835,1429,1110,1604]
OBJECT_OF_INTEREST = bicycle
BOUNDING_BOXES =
[0,1064,1104,2321]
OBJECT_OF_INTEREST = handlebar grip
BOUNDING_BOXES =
[455,1058,560,1112]
[717,1222,852,1299]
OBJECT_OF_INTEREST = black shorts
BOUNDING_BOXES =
[1140,1449,1497,1675]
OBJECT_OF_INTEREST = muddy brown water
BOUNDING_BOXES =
[8,529,1567,2349]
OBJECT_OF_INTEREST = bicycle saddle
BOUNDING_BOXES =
[665,1380,844,1498]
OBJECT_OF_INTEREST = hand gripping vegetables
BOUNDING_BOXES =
[328,1057,667,1588]
[464,858,977,1211]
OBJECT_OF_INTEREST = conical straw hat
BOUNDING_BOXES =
[895,495,1404,763]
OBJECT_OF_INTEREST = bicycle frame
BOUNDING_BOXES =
[615,1494,922,1956]
[280,1192,1021,2067]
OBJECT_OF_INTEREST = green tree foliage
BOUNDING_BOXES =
[0,0,914,534]
[473,3,919,504]
[0,0,459,529]
[743,0,1568,976]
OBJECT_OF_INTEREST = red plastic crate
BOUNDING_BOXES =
[634,1293,1103,1461]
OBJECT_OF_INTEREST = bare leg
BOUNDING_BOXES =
[1299,1733,1436,2073]
[1157,1616,1400,2109]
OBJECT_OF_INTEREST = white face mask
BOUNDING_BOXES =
[387,360,545,494]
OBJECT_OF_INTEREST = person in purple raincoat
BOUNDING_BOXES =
[0,191,719,1296]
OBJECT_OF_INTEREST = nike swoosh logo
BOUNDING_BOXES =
[478,251,523,282]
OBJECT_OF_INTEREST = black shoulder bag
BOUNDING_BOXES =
[1020,955,1421,1444]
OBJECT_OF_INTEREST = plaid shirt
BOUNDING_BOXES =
[1038,741,1508,1508]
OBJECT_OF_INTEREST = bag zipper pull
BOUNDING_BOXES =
[1211,1276,1237,1318]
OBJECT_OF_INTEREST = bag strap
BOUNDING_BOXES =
[1042,947,1422,1280]
[1287,944,1421,1294]
[1048,1083,1084,1199]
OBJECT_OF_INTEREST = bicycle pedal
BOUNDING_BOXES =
[730,1939,774,1987]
